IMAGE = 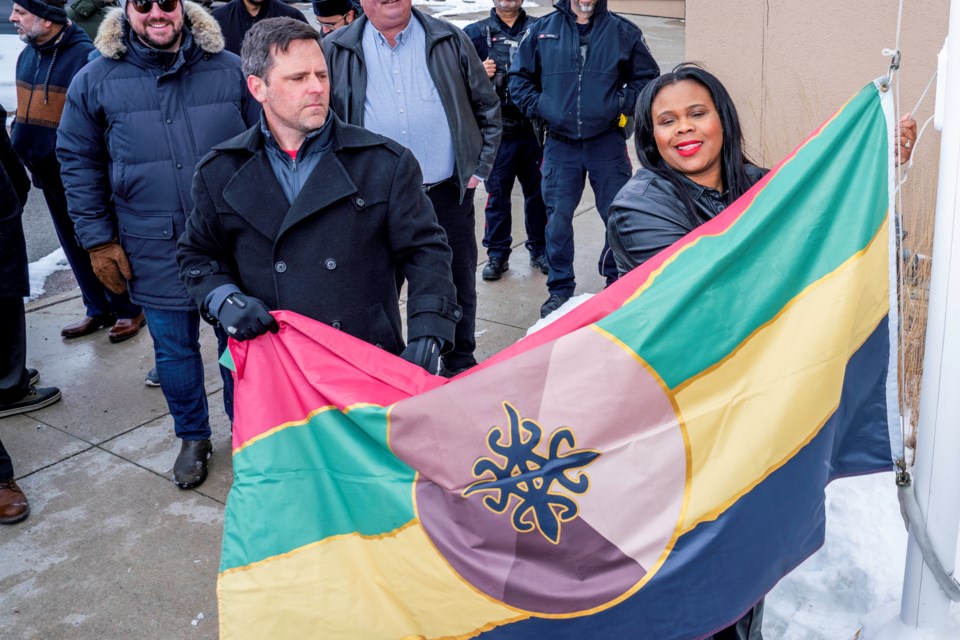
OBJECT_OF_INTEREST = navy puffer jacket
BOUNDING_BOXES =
[57,2,259,309]
[508,0,659,141]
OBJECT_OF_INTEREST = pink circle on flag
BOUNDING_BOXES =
[389,328,687,615]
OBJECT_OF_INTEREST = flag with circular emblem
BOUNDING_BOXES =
[217,81,901,640]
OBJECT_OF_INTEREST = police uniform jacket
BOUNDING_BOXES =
[509,0,659,141]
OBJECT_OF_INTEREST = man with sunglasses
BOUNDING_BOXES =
[311,0,358,34]
[57,0,259,490]
[212,0,307,56]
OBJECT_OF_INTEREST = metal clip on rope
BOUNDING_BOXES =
[879,49,902,91]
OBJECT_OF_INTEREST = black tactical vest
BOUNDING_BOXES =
[474,11,535,134]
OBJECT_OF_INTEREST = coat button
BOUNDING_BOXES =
[375,343,383,349]
[332,320,342,329]
[166,118,172,124]
[324,258,337,270]
[189,268,200,276]
[453,309,462,319]
[275,261,287,273]
[355,197,365,207]
[176,163,183,169]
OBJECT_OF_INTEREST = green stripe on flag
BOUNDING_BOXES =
[220,405,415,572]
[219,345,236,372]
[599,85,888,390]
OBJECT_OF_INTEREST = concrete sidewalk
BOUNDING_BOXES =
[0,13,683,639]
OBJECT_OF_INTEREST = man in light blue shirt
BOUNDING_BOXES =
[324,0,501,378]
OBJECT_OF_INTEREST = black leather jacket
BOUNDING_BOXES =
[323,9,502,202]
[607,164,768,274]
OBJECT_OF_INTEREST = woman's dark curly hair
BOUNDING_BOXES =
[634,63,757,224]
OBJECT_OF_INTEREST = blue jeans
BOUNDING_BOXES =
[540,130,632,296]
[143,307,210,441]
[482,128,547,261]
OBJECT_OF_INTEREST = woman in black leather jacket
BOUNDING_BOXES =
[606,64,767,276]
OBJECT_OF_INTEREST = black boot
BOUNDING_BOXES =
[173,439,212,489]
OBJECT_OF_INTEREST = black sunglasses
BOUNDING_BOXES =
[130,0,179,14]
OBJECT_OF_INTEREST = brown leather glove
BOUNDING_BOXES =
[88,240,133,294]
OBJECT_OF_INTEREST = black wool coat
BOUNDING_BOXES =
[0,106,31,298]
[177,117,462,355]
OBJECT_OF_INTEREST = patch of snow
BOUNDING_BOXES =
[766,473,907,638]
[26,247,71,302]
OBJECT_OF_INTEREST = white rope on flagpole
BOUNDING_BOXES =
[897,72,939,187]
[881,0,909,467]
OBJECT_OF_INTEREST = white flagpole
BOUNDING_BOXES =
[900,0,960,628]
[863,0,960,636]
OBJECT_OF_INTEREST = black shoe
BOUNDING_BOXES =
[0,386,63,419]
[482,256,509,281]
[173,439,212,489]
[27,368,39,386]
[438,362,476,379]
[540,294,571,319]
[530,254,549,275]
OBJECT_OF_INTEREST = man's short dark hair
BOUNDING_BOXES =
[241,18,322,81]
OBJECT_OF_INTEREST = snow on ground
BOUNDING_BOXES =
[532,298,960,639]
[26,248,71,302]
[767,472,907,639]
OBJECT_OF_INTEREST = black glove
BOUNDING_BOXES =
[216,293,278,341]
[400,336,441,374]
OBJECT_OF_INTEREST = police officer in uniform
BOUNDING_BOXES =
[465,0,547,281]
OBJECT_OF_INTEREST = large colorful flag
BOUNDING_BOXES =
[217,81,902,640]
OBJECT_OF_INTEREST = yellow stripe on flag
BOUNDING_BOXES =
[675,220,890,533]
[219,523,520,640]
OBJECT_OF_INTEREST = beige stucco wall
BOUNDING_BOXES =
[685,1,946,232]
[609,0,685,18]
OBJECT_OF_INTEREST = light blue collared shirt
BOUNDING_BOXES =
[361,16,455,184]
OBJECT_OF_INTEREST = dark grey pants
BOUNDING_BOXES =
[0,296,28,406]
[426,180,478,372]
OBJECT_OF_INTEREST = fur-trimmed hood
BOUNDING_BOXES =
[94,0,224,59]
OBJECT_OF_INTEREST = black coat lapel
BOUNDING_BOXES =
[277,151,357,239]
[222,149,289,241]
